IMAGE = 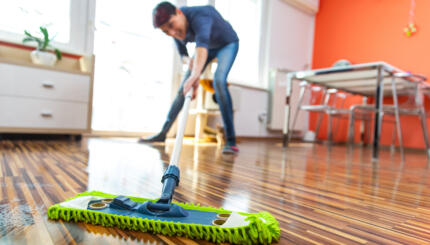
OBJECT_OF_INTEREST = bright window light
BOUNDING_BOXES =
[215,0,261,87]
[187,0,210,6]
[0,0,70,43]
[91,0,174,132]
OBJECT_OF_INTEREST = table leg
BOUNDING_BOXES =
[288,82,307,144]
[283,73,293,147]
[372,66,384,160]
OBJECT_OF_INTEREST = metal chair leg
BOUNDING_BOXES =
[365,118,372,145]
[390,124,396,154]
[315,112,323,139]
[332,115,341,142]
[415,85,430,159]
[348,108,356,145]
[315,89,329,139]
[419,109,430,158]
[391,76,404,157]
[331,92,347,143]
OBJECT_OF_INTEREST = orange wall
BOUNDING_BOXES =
[311,0,430,149]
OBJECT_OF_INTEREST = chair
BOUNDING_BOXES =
[288,81,349,144]
[347,73,430,157]
[347,101,400,150]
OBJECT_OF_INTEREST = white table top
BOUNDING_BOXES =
[290,62,426,96]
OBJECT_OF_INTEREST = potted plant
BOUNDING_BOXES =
[22,26,62,66]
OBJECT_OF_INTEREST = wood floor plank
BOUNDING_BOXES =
[1,138,430,244]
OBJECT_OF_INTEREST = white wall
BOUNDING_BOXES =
[262,0,317,136]
[265,0,316,75]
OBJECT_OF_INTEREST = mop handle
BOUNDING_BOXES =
[169,89,193,167]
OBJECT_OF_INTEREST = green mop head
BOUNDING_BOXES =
[47,191,280,244]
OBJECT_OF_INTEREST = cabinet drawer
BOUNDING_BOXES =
[0,96,88,130]
[0,63,90,102]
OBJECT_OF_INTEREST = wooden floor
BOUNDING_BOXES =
[1,137,430,244]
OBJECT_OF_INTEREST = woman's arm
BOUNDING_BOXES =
[183,47,208,98]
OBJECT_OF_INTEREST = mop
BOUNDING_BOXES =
[48,89,280,244]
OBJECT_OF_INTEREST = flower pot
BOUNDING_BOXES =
[30,50,57,66]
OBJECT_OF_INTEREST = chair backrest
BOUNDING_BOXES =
[300,81,325,105]
[326,89,348,108]
[301,81,350,109]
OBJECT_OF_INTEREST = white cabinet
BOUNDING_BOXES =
[0,62,93,134]
[0,63,90,102]
[0,96,88,129]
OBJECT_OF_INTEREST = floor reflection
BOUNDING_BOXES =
[86,138,166,198]
[3,137,430,244]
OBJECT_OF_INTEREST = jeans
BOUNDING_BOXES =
[158,41,239,146]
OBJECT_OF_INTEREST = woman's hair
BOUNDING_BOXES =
[153,1,177,28]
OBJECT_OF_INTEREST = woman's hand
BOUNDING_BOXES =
[183,74,200,99]
[182,56,194,71]
[188,57,194,71]
[182,47,207,99]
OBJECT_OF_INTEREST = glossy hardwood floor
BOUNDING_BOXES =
[1,137,430,244]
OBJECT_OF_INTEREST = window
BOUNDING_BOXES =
[91,0,175,133]
[215,0,262,87]
[0,1,70,43]
[186,0,210,6]
[184,0,263,87]
[0,1,90,54]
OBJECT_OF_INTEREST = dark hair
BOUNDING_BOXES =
[153,1,177,28]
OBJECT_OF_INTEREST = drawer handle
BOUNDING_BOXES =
[41,112,53,118]
[42,82,55,88]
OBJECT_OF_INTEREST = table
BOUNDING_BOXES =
[283,62,427,160]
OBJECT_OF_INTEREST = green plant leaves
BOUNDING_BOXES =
[22,37,35,43]
[24,30,34,38]
[54,49,62,60]
[39,26,50,50]
[22,26,62,60]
